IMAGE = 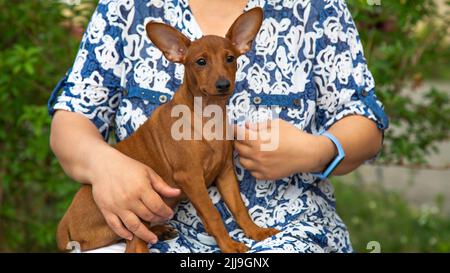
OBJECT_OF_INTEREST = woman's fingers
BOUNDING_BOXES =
[131,201,160,223]
[141,187,173,220]
[238,156,259,171]
[250,171,266,180]
[238,155,270,179]
[234,141,254,158]
[234,131,265,172]
[233,123,273,151]
[148,169,181,198]
[245,120,272,131]
[233,125,257,145]
[103,211,133,241]
[120,211,158,244]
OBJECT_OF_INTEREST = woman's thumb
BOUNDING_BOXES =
[149,171,181,197]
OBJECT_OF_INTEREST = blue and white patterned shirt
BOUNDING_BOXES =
[48,0,388,253]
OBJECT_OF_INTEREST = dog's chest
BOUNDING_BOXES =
[202,140,231,185]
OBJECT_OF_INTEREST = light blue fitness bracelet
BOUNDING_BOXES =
[313,131,345,180]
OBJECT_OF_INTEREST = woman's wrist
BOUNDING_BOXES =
[85,142,115,185]
[311,134,338,173]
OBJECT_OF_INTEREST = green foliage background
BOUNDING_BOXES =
[0,0,449,252]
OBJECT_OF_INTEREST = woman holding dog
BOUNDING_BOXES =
[49,0,388,252]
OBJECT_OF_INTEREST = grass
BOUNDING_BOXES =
[333,179,450,253]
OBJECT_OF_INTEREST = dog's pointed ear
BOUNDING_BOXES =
[146,22,191,63]
[226,7,263,56]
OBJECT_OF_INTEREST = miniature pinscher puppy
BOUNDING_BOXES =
[56,7,278,253]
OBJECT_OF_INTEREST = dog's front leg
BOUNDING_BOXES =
[215,163,279,241]
[173,171,248,253]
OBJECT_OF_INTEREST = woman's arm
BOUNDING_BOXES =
[50,110,111,184]
[50,110,180,243]
[324,115,382,175]
[233,116,382,180]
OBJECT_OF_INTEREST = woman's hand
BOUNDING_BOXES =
[50,111,181,244]
[88,145,181,244]
[233,119,336,180]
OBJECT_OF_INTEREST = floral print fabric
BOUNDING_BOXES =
[48,0,388,253]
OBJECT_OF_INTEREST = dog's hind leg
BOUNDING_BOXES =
[59,185,122,252]
[56,213,71,251]
[74,224,120,251]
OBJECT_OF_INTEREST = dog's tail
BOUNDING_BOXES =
[56,213,71,251]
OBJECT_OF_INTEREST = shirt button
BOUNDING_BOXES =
[293,98,302,106]
[253,96,262,105]
[159,94,168,103]
[361,90,369,97]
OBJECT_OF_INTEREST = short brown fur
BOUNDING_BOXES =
[56,7,278,253]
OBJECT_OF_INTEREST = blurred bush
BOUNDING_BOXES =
[0,0,93,252]
[0,0,448,252]
[351,0,450,165]
[334,178,450,252]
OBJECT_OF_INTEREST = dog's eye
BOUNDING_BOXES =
[226,55,235,63]
[196,58,207,66]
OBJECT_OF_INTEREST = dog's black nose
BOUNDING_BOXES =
[215,79,231,92]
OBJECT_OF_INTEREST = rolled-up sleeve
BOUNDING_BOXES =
[48,0,124,140]
[313,0,389,133]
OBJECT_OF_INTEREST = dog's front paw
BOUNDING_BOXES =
[247,227,280,241]
[221,240,249,253]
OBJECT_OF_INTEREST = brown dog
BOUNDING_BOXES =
[56,7,278,253]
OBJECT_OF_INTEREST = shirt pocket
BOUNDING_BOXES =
[243,92,315,130]
[115,86,173,140]
[124,86,171,108]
